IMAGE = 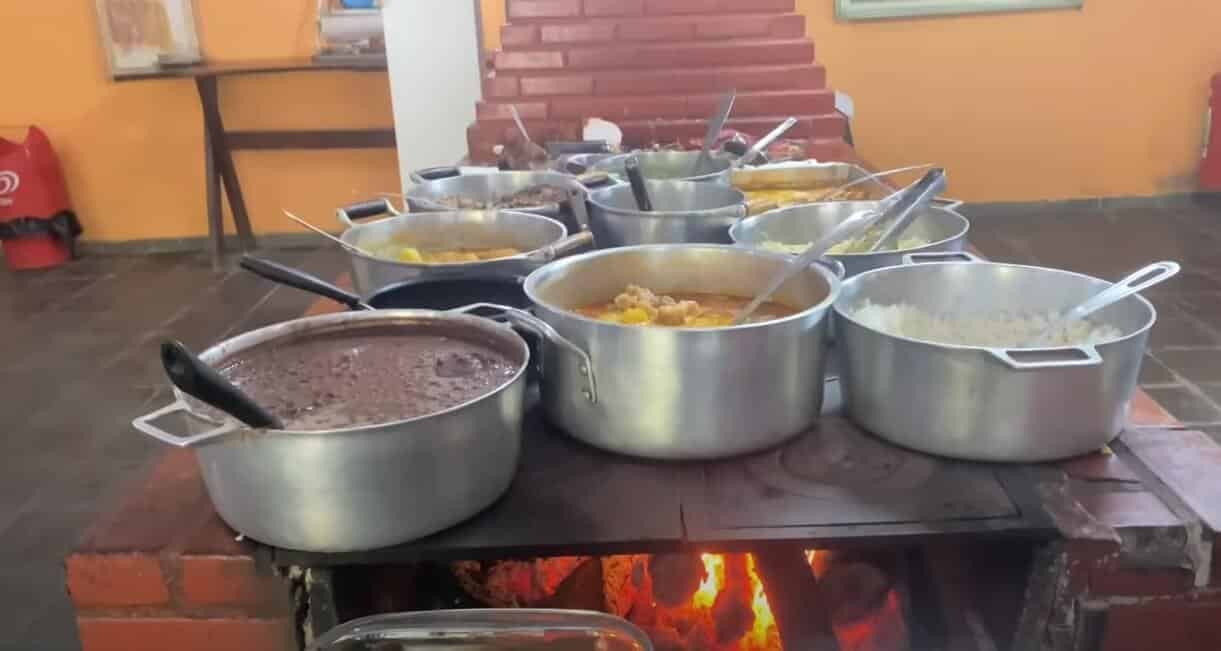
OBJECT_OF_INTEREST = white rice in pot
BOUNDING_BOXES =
[848,301,1124,348]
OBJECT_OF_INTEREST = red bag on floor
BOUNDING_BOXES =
[0,126,82,270]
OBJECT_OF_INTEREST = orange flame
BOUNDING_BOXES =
[686,554,781,650]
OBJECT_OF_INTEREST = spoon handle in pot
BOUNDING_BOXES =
[624,156,654,212]
[160,340,283,430]
[867,168,947,252]
[734,117,798,168]
[240,255,373,311]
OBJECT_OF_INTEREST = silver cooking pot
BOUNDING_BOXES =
[729,199,969,278]
[457,244,841,460]
[132,310,530,552]
[586,180,748,247]
[833,253,1157,462]
[336,199,593,296]
[592,150,734,184]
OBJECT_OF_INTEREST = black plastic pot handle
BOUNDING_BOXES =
[160,340,283,429]
[341,199,393,221]
[239,255,372,311]
[413,166,462,181]
[624,156,653,212]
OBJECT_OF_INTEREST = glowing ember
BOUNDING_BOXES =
[693,553,724,609]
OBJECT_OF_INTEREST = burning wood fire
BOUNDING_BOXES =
[634,553,782,651]
[450,548,908,651]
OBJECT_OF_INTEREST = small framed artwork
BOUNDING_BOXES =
[837,0,1083,21]
[95,0,203,77]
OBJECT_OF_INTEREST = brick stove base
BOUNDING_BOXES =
[66,425,1221,651]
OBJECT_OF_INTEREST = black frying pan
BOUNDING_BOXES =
[239,256,532,311]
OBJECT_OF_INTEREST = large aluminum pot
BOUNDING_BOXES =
[132,310,530,552]
[593,150,734,185]
[587,180,747,247]
[465,244,840,460]
[729,199,969,278]
[833,254,1157,462]
[336,199,593,296]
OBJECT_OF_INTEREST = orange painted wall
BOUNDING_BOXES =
[0,1,399,242]
[1,1,1216,242]
[794,0,1221,202]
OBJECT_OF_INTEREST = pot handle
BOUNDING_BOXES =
[932,197,965,211]
[410,166,462,183]
[901,251,982,265]
[988,346,1104,370]
[816,258,847,279]
[525,230,595,264]
[132,401,242,448]
[337,199,400,228]
[448,303,598,403]
[565,184,592,230]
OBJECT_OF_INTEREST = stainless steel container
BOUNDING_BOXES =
[405,170,587,218]
[593,150,734,184]
[465,244,840,460]
[309,609,654,651]
[833,255,1157,462]
[132,310,530,552]
[586,180,747,247]
[729,199,969,277]
[336,200,593,296]
[731,162,890,198]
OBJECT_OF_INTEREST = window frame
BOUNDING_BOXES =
[836,0,1083,21]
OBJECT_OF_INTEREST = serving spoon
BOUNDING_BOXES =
[732,169,947,325]
[690,90,736,177]
[160,339,283,429]
[1027,261,1180,345]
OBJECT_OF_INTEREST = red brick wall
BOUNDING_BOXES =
[66,451,296,651]
[468,0,845,162]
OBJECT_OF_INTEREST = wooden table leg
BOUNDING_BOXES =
[203,110,223,270]
[196,75,257,253]
[752,545,841,651]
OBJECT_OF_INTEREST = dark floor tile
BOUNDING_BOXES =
[1139,355,1178,386]
[1194,383,1221,406]
[1151,349,1221,384]
[1146,311,1221,349]
[0,565,62,645]
[1175,292,1221,319]
[1142,386,1221,425]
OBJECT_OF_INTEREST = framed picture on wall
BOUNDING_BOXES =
[94,0,203,77]
[837,0,1083,20]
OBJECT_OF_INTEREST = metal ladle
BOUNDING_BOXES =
[1028,261,1181,345]
[690,90,736,176]
[733,169,947,325]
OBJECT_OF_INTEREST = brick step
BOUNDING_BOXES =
[483,63,827,99]
[465,113,846,162]
[495,38,814,72]
[476,89,836,122]
[500,13,805,48]
[507,0,797,22]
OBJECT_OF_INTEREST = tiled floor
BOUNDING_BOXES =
[0,194,1219,650]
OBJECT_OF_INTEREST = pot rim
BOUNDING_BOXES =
[523,243,842,332]
[588,182,747,219]
[405,170,584,212]
[729,201,970,259]
[832,260,1158,352]
[178,309,531,437]
[339,209,568,269]
[594,151,735,183]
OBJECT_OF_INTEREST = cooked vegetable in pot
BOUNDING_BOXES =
[574,284,798,327]
[369,245,523,264]
[438,184,569,210]
[758,226,932,256]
